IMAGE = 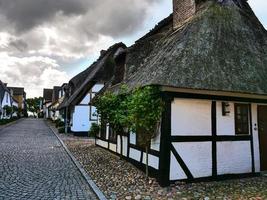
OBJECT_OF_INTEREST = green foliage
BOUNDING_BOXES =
[128,86,164,147]
[95,86,130,134]
[95,85,164,144]
[58,127,65,133]
[26,97,43,116]
[55,119,65,128]
[0,117,18,125]
[95,86,164,179]
[88,123,100,137]
[3,106,13,116]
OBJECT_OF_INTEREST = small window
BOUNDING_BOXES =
[235,104,250,135]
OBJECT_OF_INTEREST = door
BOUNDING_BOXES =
[258,106,267,171]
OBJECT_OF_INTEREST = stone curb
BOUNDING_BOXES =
[0,118,24,133]
[46,121,107,200]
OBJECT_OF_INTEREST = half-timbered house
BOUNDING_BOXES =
[95,0,267,186]
[0,81,13,119]
[43,89,53,119]
[58,43,126,136]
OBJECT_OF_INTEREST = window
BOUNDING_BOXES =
[235,104,250,135]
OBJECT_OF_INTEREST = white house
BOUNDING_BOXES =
[95,0,267,186]
[43,88,53,119]
[0,81,13,119]
[58,43,126,136]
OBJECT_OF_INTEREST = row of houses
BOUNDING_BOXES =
[0,80,27,119]
[43,0,267,186]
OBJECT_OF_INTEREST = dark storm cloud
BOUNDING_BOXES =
[0,0,160,37]
[0,0,92,33]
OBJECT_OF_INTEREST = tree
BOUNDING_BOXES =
[3,105,12,118]
[95,87,130,156]
[95,86,164,179]
[128,86,164,179]
[26,97,43,117]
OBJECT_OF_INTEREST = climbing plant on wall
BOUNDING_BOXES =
[95,85,164,178]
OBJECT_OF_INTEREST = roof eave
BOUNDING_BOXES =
[160,86,267,100]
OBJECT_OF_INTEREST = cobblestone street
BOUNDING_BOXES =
[0,119,98,200]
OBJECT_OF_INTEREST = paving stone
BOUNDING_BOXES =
[63,134,267,200]
[0,119,98,200]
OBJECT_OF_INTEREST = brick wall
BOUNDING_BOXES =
[173,0,196,29]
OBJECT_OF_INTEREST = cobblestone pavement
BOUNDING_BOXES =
[0,119,98,200]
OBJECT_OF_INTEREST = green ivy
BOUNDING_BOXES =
[95,85,164,178]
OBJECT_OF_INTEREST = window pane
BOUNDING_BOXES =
[235,104,249,135]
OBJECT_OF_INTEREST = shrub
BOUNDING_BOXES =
[88,123,100,138]
[55,119,65,128]
[58,127,65,133]
[95,85,163,178]
[0,117,18,125]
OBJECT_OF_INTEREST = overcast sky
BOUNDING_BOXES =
[0,0,266,98]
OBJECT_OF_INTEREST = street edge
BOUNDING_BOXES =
[47,121,107,200]
[0,118,24,132]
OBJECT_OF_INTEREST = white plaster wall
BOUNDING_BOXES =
[109,143,117,153]
[106,124,110,140]
[45,102,52,118]
[117,135,128,156]
[129,132,136,145]
[217,102,235,136]
[71,105,90,132]
[170,152,187,180]
[172,99,212,136]
[129,131,160,152]
[96,139,108,148]
[142,153,159,169]
[252,103,260,172]
[12,101,18,108]
[151,131,160,151]
[80,94,90,104]
[129,148,141,162]
[172,142,212,178]
[92,84,104,93]
[217,141,252,175]
[2,91,12,107]
[117,135,121,153]
[122,136,128,156]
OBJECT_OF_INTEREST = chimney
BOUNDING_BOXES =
[173,0,196,29]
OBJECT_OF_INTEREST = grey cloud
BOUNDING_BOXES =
[0,0,160,38]
[9,39,28,52]
[0,0,92,33]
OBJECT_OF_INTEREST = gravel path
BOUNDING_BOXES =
[0,119,98,200]
[61,135,267,200]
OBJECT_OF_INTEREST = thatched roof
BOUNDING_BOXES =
[7,87,25,96]
[43,89,53,103]
[52,86,61,103]
[0,80,10,104]
[58,42,126,109]
[118,0,267,96]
